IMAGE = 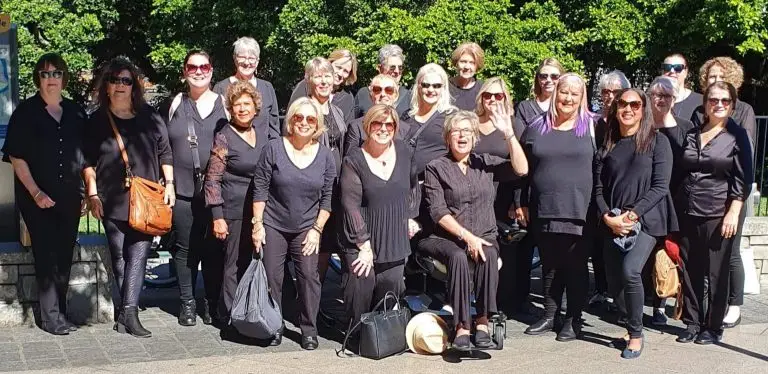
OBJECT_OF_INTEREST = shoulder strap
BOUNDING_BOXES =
[408,122,429,148]
[589,120,596,151]
[168,93,183,123]
[183,97,203,175]
[106,112,133,184]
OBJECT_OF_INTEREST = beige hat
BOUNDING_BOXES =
[406,312,449,355]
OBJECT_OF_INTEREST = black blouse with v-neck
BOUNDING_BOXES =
[340,140,416,263]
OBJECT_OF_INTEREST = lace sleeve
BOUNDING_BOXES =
[204,131,228,219]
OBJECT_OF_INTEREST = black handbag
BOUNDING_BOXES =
[337,291,410,360]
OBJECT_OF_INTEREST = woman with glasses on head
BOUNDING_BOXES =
[594,88,675,359]
[675,82,752,345]
[519,73,595,342]
[289,49,358,119]
[417,110,527,350]
[2,53,86,335]
[165,50,228,327]
[251,98,336,350]
[661,54,702,121]
[213,36,280,141]
[83,57,175,338]
[344,74,409,152]
[354,44,412,118]
[449,42,485,111]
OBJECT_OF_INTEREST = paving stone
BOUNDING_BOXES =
[0,350,22,361]
[26,358,69,370]
[60,337,102,349]
[0,360,26,372]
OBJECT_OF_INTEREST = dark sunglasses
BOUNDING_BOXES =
[617,99,642,111]
[370,121,396,132]
[108,76,134,86]
[371,85,396,95]
[601,88,622,96]
[38,70,63,79]
[420,82,443,89]
[707,97,732,107]
[185,63,212,75]
[292,114,318,126]
[537,73,560,81]
[386,65,403,72]
[661,63,686,73]
[481,92,505,101]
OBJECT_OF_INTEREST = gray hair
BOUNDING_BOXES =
[598,70,630,90]
[232,37,260,60]
[304,57,334,80]
[378,44,404,65]
[442,110,481,148]
[648,76,678,98]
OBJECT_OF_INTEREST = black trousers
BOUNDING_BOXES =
[500,233,534,311]
[262,225,320,336]
[218,218,254,317]
[680,215,733,331]
[591,234,608,294]
[537,232,588,320]
[603,232,657,338]
[728,207,747,306]
[171,196,223,306]
[418,236,499,329]
[103,219,152,308]
[341,253,405,325]
[20,198,79,324]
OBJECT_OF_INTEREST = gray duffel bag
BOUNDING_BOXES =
[230,256,282,339]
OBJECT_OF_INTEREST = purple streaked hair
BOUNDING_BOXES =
[531,73,597,137]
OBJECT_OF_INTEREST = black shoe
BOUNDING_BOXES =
[556,317,580,342]
[525,318,554,335]
[41,322,70,336]
[621,337,644,359]
[473,330,493,349]
[695,330,723,345]
[58,315,78,332]
[200,299,214,325]
[722,315,741,329]
[301,335,319,350]
[676,326,698,343]
[116,306,152,338]
[452,334,471,351]
[178,299,196,326]
[270,325,284,346]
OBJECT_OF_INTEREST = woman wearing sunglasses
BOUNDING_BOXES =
[289,49,358,119]
[165,50,229,327]
[353,44,412,118]
[343,74,407,152]
[449,42,485,111]
[676,81,752,345]
[213,36,280,141]
[661,53,702,121]
[514,58,564,130]
[251,98,337,350]
[594,88,675,359]
[83,57,175,337]
[2,53,86,335]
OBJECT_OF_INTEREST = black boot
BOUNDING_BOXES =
[556,317,581,342]
[200,299,214,325]
[525,317,554,335]
[116,306,152,338]
[178,299,197,326]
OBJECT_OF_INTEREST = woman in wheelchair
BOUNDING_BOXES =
[417,110,527,350]
[339,104,420,328]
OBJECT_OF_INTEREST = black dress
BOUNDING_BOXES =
[212,77,282,141]
[449,79,483,111]
[343,116,412,154]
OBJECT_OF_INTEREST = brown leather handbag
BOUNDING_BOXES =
[108,113,172,236]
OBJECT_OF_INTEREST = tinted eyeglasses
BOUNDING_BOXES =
[537,73,560,81]
[371,85,396,95]
[661,63,686,73]
[617,99,642,111]
[108,76,134,86]
[601,88,622,97]
[420,82,443,90]
[185,63,212,75]
[481,92,505,101]
[707,98,732,107]
[292,114,318,126]
[370,121,396,132]
[38,70,64,79]
[386,65,403,73]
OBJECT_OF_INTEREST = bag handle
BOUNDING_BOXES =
[335,291,403,358]
[106,111,134,186]
[370,291,401,312]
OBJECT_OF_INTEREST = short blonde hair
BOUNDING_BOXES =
[475,77,514,117]
[451,42,485,71]
[284,97,326,140]
[328,49,358,86]
[699,56,744,91]
[225,80,262,118]
[443,110,481,148]
[362,104,399,137]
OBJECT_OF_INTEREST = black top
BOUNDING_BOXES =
[672,91,703,123]
[594,134,676,236]
[288,80,355,120]
[204,124,268,220]
[2,93,86,204]
[252,139,336,233]
[678,119,753,217]
[83,105,173,221]
[514,99,546,130]
[343,116,412,155]
[165,94,229,198]
[449,79,483,111]
[321,107,347,178]
[474,129,519,219]
[691,99,757,149]
[424,152,508,241]
[402,110,451,177]
[354,86,412,119]
[520,122,595,233]
[658,117,695,196]
[213,77,282,141]
[340,140,417,262]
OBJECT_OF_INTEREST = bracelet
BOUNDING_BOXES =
[165,180,174,185]
[88,194,99,199]
[311,223,323,234]
[33,190,42,199]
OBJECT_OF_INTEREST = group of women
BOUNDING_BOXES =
[2,36,755,359]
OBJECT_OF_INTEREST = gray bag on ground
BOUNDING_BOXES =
[230,257,282,339]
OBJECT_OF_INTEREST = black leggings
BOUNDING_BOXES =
[103,219,152,308]
[341,253,405,325]
[603,232,657,338]
[537,232,588,320]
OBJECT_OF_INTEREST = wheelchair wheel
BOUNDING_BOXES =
[493,323,505,349]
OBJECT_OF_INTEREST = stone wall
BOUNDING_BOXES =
[0,237,114,327]
[742,217,768,291]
